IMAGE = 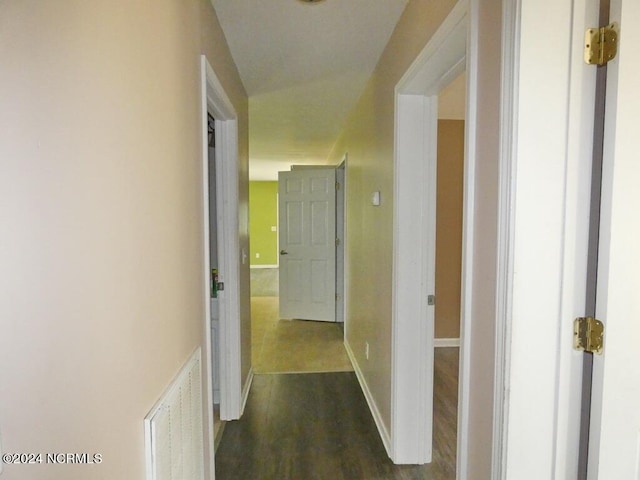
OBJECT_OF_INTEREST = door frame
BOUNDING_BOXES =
[392,0,469,465]
[494,0,597,477]
[336,155,347,324]
[200,55,243,471]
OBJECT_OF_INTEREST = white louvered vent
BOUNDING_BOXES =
[144,348,204,480]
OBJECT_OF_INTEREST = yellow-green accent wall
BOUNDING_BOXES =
[249,181,278,266]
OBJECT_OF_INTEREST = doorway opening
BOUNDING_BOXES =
[200,55,245,471]
[207,111,222,444]
[429,70,467,473]
[391,1,473,471]
[249,163,350,374]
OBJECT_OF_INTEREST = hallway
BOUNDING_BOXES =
[250,267,353,373]
[251,296,353,374]
[215,348,458,479]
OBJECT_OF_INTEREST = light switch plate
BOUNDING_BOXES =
[371,191,381,206]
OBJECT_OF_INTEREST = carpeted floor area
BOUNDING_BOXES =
[251,296,354,374]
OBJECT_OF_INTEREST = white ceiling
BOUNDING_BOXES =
[211,0,410,180]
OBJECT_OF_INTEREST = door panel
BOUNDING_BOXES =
[589,0,640,476]
[311,260,328,302]
[284,260,303,302]
[285,202,303,245]
[311,202,329,244]
[278,169,336,322]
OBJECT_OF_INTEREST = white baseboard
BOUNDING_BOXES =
[434,337,460,348]
[240,367,254,415]
[250,264,278,269]
[344,340,392,458]
[214,421,226,452]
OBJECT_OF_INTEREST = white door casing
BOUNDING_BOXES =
[497,0,599,478]
[278,168,337,322]
[335,158,347,324]
[498,0,640,477]
[589,0,640,476]
[200,55,243,478]
[392,0,468,465]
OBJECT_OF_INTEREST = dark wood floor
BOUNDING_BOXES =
[215,348,459,480]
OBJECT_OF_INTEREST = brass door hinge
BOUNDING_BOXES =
[574,317,604,354]
[585,23,619,66]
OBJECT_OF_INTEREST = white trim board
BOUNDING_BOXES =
[391,0,470,465]
[335,156,347,324]
[435,338,461,348]
[344,339,392,456]
[455,0,480,476]
[213,422,226,452]
[200,55,243,478]
[204,59,243,422]
[494,0,597,477]
[492,0,519,476]
[240,367,254,415]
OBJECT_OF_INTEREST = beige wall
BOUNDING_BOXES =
[328,0,501,477]
[0,1,249,479]
[439,73,467,120]
[435,120,464,339]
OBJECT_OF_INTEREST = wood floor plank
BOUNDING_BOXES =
[216,348,458,479]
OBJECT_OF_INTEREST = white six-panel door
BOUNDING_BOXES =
[278,168,336,322]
